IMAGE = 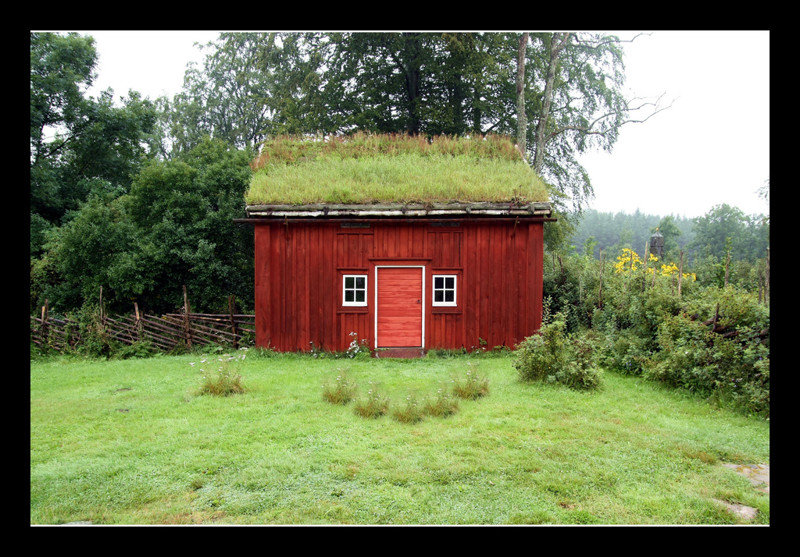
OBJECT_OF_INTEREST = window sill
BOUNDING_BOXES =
[338,307,369,314]
[431,307,462,314]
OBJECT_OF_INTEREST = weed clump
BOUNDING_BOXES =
[392,394,425,423]
[195,353,246,396]
[353,383,390,418]
[322,370,357,405]
[452,363,490,400]
[424,387,459,417]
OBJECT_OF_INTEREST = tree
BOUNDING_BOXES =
[264,32,517,138]
[653,215,682,258]
[523,32,671,214]
[166,33,276,154]
[30,32,97,166]
[121,137,255,313]
[170,32,661,219]
[690,204,768,262]
[30,32,158,225]
[35,189,139,312]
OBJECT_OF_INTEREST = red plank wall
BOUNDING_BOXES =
[253,220,544,352]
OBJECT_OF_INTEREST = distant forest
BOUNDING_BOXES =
[567,206,769,265]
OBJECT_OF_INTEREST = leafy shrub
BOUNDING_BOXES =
[195,353,246,396]
[115,340,155,360]
[451,363,489,399]
[322,370,357,405]
[353,383,390,418]
[424,387,459,417]
[602,329,651,375]
[513,313,602,390]
[70,305,117,358]
[392,394,425,423]
[645,311,769,415]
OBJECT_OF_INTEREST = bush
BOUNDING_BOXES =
[322,370,357,405]
[603,329,650,375]
[451,363,489,399]
[644,311,769,415]
[115,340,155,360]
[513,313,602,390]
[71,305,117,358]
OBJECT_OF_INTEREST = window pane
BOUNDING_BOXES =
[434,276,444,289]
[355,290,365,303]
[445,276,455,289]
[444,290,454,302]
[344,290,354,302]
[355,276,365,289]
[345,276,354,289]
[434,290,443,302]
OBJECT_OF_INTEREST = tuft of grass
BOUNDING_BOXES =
[392,393,425,424]
[423,387,459,418]
[353,383,390,419]
[322,370,357,405]
[451,363,489,400]
[195,354,246,397]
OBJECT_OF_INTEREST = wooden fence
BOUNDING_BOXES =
[31,291,255,353]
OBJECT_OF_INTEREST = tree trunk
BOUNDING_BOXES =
[402,33,422,135]
[516,33,529,158]
[533,32,570,175]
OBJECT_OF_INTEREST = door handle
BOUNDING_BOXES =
[416,299,421,304]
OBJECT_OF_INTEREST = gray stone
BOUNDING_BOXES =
[721,462,770,494]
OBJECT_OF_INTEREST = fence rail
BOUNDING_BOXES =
[31,290,256,353]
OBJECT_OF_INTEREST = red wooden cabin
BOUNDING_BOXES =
[243,202,553,356]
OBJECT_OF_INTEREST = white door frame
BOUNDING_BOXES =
[374,265,425,349]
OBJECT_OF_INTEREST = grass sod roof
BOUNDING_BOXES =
[245,133,551,208]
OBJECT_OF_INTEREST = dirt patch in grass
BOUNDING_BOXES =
[158,511,226,525]
[712,499,758,522]
[721,462,770,494]
[681,446,718,464]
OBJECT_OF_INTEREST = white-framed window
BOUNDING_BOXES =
[342,274,368,306]
[432,274,457,307]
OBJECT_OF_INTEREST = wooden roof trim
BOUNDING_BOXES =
[245,202,552,219]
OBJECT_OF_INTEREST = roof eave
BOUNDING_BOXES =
[245,201,553,219]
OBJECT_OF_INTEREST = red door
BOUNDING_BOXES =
[376,267,423,347]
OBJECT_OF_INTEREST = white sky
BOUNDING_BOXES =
[73,30,770,219]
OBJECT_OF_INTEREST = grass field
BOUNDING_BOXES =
[30,351,770,525]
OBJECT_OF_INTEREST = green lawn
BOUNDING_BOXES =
[30,352,770,525]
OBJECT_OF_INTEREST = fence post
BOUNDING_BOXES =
[134,302,142,342]
[41,299,49,348]
[183,285,192,348]
[228,295,239,349]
